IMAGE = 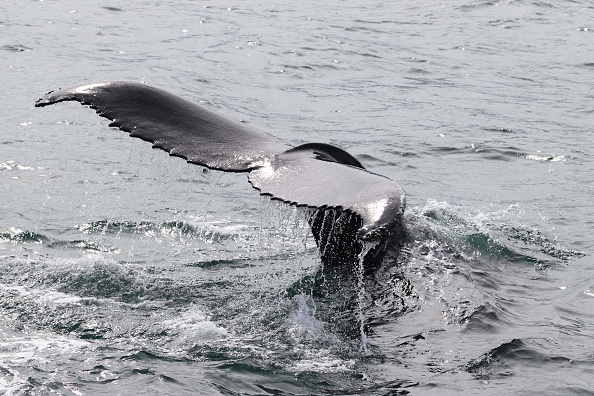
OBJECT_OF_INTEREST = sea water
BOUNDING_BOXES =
[1,0,593,394]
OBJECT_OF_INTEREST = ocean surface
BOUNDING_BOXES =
[1,0,593,394]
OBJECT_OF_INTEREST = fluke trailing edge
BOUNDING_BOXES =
[36,82,406,265]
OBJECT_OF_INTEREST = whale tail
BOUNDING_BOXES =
[36,81,406,266]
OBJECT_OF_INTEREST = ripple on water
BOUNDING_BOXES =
[465,338,573,380]
[0,44,32,53]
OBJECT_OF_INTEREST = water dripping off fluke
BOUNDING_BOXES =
[357,240,379,354]
[256,199,316,259]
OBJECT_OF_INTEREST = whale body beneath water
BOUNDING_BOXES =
[36,82,406,266]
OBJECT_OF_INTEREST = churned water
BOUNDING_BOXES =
[1,0,593,394]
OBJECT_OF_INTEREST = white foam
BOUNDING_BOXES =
[0,283,82,306]
[0,325,89,395]
[160,305,227,349]
[285,343,357,374]
[0,161,36,171]
[525,154,566,162]
[0,359,29,396]
[290,355,356,373]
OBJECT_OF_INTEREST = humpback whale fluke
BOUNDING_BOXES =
[35,81,406,265]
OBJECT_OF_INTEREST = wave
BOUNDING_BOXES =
[1,228,118,253]
[0,229,47,244]
[426,144,573,163]
[2,207,316,262]
[76,219,238,244]
[408,199,584,267]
